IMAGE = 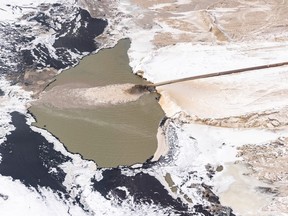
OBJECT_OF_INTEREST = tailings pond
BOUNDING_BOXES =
[29,39,164,167]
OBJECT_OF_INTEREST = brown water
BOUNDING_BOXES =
[29,39,164,167]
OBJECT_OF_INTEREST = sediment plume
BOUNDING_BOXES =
[33,83,147,109]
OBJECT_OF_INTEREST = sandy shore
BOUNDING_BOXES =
[152,127,169,161]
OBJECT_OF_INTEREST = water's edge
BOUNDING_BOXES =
[29,39,165,168]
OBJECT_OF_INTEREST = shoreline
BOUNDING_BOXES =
[29,39,165,168]
[152,127,169,161]
[1,0,288,215]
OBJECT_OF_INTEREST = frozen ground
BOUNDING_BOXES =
[0,0,233,215]
[1,0,288,215]
[117,0,288,215]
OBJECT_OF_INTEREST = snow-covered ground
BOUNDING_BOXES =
[117,0,288,215]
[1,0,288,215]
[0,0,211,215]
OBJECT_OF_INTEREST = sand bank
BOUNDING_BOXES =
[33,83,145,109]
[152,127,169,161]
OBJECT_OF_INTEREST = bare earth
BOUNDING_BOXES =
[132,0,288,45]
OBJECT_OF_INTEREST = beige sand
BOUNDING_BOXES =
[157,68,288,119]
[215,163,274,216]
[152,127,169,161]
[131,0,288,45]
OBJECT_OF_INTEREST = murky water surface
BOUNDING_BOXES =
[29,39,164,167]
